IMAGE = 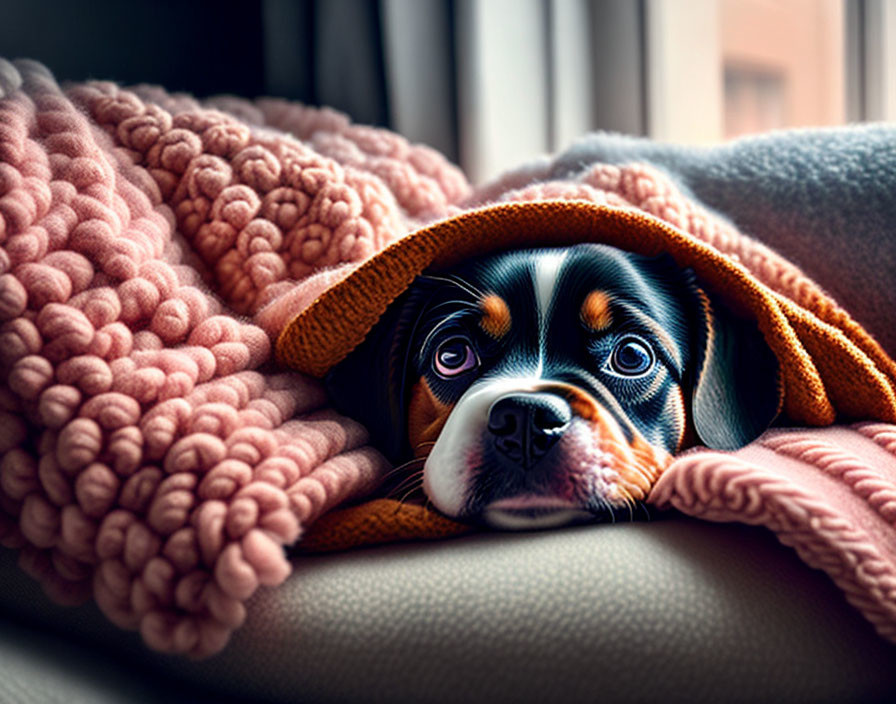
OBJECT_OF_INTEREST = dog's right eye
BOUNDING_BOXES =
[433,337,479,378]
[605,335,655,377]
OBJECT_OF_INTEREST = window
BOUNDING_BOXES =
[387,0,895,180]
[724,66,788,138]
[720,0,845,139]
[647,0,896,144]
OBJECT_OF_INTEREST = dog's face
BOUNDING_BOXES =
[327,244,780,529]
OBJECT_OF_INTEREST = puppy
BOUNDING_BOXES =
[326,244,780,529]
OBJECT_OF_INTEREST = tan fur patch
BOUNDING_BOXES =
[407,378,455,458]
[613,433,671,502]
[581,290,613,331]
[479,294,511,339]
[561,385,603,422]
[540,382,673,504]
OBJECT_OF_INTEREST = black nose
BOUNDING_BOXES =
[487,392,572,469]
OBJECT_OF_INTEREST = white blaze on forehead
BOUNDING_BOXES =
[533,250,568,323]
[532,250,568,376]
[422,376,544,517]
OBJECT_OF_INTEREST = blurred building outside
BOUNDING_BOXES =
[720,0,845,139]
[461,0,895,182]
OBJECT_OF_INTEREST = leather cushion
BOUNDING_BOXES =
[3,516,895,703]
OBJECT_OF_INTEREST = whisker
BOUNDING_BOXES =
[591,494,616,524]
[425,299,479,316]
[388,477,421,513]
[389,482,424,514]
[448,273,488,299]
[387,465,424,489]
[419,307,482,352]
[421,494,445,520]
[380,456,426,482]
[614,487,636,523]
[393,477,425,507]
[638,502,652,521]
[421,273,487,300]
[388,469,425,499]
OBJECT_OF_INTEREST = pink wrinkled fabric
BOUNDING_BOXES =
[651,424,896,645]
[0,58,469,657]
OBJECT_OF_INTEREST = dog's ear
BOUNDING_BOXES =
[690,287,781,450]
[324,281,431,463]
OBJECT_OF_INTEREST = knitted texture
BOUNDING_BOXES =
[473,156,896,646]
[277,129,896,649]
[0,58,469,657]
[550,128,896,358]
[651,424,896,645]
[296,498,475,553]
[276,197,896,426]
[4,56,896,659]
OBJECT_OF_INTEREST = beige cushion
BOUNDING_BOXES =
[3,516,896,703]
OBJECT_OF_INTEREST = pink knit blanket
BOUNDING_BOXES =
[0,59,468,656]
[652,424,896,644]
[2,58,896,657]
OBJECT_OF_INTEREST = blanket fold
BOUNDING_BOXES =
[651,423,896,643]
[0,58,468,656]
[3,58,896,656]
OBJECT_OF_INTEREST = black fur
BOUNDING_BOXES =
[327,245,781,467]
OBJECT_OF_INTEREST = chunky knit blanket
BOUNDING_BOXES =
[2,58,896,657]
[0,59,467,656]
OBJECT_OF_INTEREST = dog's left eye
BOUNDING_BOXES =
[606,335,655,377]
[433,337,479,378]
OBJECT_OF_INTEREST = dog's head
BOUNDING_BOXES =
[326,244,780,529]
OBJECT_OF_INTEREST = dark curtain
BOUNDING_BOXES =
[263,0,391,128]
[0,0,394,127]
[1,0,643,177]
[0,0,267,98]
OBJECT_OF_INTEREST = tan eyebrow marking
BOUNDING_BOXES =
[581,290,614,331]
[479,294,511,339]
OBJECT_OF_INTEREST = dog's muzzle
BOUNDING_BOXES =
[422,376,671,530]
[483,392,593,530]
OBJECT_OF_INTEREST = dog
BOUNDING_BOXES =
[325,243,781,529]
